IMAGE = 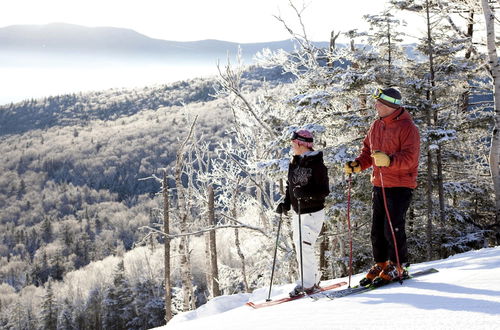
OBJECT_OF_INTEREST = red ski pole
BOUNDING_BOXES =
[378,168,403,283]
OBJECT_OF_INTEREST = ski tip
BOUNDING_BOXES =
[245,302,257,309]
[413,267,439,275]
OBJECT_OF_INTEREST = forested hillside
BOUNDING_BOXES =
[0,65,294,328]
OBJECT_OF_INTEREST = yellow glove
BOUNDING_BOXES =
[371,151,391,167]
[344,161,361,174]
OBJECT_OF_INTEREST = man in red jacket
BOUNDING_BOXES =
[344,87,420,286]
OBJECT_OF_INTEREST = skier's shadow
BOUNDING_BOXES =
[361,282,500,315]
[413,281,500,297]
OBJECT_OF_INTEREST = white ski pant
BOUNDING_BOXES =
[292,209,324,288]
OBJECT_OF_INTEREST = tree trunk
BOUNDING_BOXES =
[337,221,347,277]
[178,234,195,310]
[426,149,434,261]
[162,172,172,322]
[425,0,435,260]
[481,0,500,222]
[436,146,446,225]
[408,205,415,235]
[232,185,249,292]
[386,17,393,85]
[208,185,221,297]
[174,116,198,311]
[328,30,340,67]
[234,228,249,291]
[204,232,213,299]
[465,10,474,60]
[256,175,269,231]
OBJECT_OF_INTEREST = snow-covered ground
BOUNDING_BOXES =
[157,246,500,330]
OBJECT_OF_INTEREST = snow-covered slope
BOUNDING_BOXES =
[158,246,500,330]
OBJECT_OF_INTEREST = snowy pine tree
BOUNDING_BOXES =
[85,287,104,330]
[56,298,73,330]
[102,260,137,330]
[40,279,58,330]
[128,279,165,330]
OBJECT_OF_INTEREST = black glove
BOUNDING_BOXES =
[275,202,289,214]
[293,186,308,200]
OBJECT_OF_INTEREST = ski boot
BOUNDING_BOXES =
[359,261,388,286]
[372,261,409,287]
[289,283,320,297]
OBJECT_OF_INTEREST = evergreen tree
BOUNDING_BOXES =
[40,279,58,330]
[41,217,53,243]
[128,279,165,330]
[57,298,74,330]
[102,260,136,330]
[85,288,103,330]
[31,252,51,286]
[393,0,492,259]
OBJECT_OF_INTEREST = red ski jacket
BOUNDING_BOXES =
[355,108,420,189]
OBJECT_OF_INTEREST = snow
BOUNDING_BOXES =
[156,247,500,330]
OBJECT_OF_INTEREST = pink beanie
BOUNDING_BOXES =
[291,130,314,149]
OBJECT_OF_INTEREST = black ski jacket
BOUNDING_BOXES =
[283,150,330,214]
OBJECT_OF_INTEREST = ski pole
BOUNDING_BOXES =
[378,168,403,284]
[297,198,305,294]
[266,213,283,302]
[347,174,353,288]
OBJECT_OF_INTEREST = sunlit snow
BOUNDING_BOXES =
[157,246,500,330]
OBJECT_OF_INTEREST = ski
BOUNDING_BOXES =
[316,267,439,300]
[310,285,370,300]
[246,281,347,309]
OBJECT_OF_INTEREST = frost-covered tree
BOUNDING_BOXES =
[57,298,73,330]
[40,279,58,330]
[161,172,173,322]
[102,260,136,330]
[85,288,104,330]
[479,0,500,221]
[392,0,495,258]
[362,11,408,86]
[128,279,165,330]
[172,116,198,311]
[209,140,274,292]
[204,185,221,297]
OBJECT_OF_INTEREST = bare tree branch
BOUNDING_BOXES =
[218,213,268,236]
[225,151,274,209]
[273,0,316,55]
[139,223,267,240]
[216,59,277,138]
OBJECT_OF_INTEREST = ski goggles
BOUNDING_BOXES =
[372,88,402,105]
[291,131,313,143]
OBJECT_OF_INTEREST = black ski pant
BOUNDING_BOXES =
[371,186,413,264]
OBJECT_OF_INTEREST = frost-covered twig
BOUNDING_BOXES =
[226,151,274,208]
[218,213,269,237]
[216,59,276,138]
[138,223,267,240]
[273,0,315,56]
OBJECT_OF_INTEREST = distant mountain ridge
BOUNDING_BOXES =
[0,23,330,61]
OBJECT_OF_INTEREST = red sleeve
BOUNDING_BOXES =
[356,131,373,170]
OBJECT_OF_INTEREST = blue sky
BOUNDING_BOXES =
[2,0,393,43]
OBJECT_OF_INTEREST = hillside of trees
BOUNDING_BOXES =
[0,64,294,327]
[1,1,499,329]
